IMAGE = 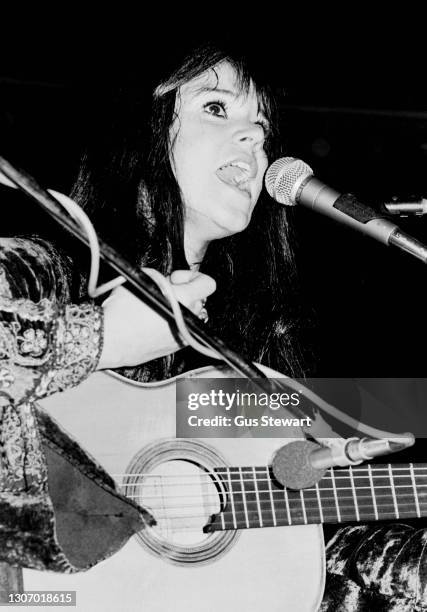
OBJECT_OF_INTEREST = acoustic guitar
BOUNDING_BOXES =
[22,365,427,611]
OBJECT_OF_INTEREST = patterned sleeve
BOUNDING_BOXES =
[0,237,103,406]
[0,236,149,575]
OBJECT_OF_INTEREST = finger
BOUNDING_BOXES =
[176,273,216,304]
[192,299,204,313]
[170,270,195,285]
[193,273,216,297]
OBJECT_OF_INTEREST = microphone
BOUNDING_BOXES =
[271,435,414,490]
[265,157,427,264]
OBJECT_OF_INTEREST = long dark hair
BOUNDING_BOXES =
[71,43,307,379]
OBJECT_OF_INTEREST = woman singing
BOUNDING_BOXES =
[2,40,419,611]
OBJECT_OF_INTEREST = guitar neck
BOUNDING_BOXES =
[205,463,427,532]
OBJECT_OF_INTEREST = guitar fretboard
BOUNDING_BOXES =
[205,463,427,532]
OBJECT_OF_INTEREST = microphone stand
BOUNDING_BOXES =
[0,155,297,400]
[271,436,415,490]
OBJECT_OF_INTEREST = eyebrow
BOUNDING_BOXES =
[191,86,269,123]
[192,86,238,98]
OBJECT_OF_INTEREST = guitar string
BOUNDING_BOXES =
[135,516,420,533]
[125,500,425,527]
[145,502,422,517]
[120,467,425,518]
[120,494,426,519]
[114,466,427,479]
[118,477,427,488]
[122,491,427,504]
[121,493,427,510]
[117,474,427,487]
[122,484,427,501]
[209,504,422,516]
[148,505,424,531]
[139,501,423,516]
[119,481,427,495]
[129,511,426,536]
[116,466,427,516]
[123,485,425,527]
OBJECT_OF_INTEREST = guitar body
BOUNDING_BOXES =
[23,366,325,612]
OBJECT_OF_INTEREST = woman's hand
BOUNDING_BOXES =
[97,270,216,369]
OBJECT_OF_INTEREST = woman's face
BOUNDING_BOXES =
[170,61,270,247]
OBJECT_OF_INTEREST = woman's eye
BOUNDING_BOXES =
[204,101,227,117]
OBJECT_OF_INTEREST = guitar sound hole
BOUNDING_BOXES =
[123,439,238,565]
[137,460,222,546]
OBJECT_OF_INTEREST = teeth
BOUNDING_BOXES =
[231,161,250,172]
[219,161,251,173]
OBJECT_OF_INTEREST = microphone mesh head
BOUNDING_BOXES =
[265,157,313,206]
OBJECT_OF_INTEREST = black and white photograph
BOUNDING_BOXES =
[2,16,427,611]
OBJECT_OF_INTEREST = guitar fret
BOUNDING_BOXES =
[224,468,246,529]
[330,470,341,522]
[267,467,277,526]
[287,488,307,524]
[256,467,277,526]
[368,465,379,521]
[267,467,291,526]
[226,468,238,529]
[252,467,263,528]
[215,469,225,530]
[349,466,360,522]
[317,477,340,522]
[300,490,308,524]
[390,466,419,518]
[350,471,377,520]
[388,464,399,519]
[242,467,263,527]
[239,468,250,528]
[410,463,421,518]
[284,486,292,525]
[412,468,427,516]
[327,468,358,522]
[315,483,324,523]
[369,471,400,516]
[297,484,322,523]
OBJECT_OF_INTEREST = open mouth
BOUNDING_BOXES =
[215,160,256,197]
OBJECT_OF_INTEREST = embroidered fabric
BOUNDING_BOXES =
[34,303,103,398]
[0,295,102,484]
[0,402,45,493]
[0,237,146,572]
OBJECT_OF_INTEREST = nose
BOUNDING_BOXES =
[233,121,265,148]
